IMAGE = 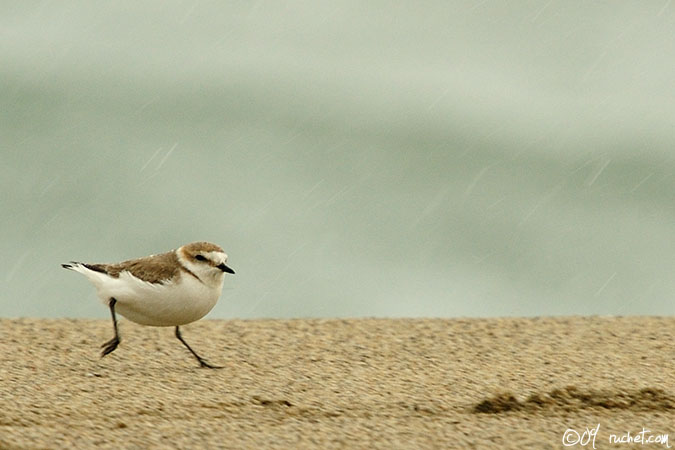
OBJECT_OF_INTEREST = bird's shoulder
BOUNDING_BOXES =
[90,250,181,284]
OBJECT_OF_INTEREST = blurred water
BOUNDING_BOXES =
[1,1,674,319]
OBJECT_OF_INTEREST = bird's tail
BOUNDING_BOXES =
[61,262,109,275]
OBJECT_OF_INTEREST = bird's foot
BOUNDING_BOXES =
[101,336,120,357]
[198,358,223,369]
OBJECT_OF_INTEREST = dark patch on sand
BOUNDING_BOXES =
[473,386,675,414]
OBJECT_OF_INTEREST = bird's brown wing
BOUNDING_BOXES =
[89,251,180,284]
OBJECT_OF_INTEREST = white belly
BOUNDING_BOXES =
[97,272,222,326]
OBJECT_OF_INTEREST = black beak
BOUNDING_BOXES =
[217,263,235,274]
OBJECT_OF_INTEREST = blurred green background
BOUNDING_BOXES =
[2,1,674,319]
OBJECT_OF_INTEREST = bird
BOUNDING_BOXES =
[61,241,235,368]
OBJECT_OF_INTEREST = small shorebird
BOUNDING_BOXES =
[62,242,235,368]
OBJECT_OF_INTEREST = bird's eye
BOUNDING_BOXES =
[195,255,207,262]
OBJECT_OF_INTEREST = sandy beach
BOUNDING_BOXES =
[0,316,673,449]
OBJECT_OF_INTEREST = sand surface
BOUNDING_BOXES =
[0,317,673,449]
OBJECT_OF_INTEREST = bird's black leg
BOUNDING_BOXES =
[101,298,120,357]
[175,326,222,369]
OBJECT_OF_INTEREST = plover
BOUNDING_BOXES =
[62,241,235,368]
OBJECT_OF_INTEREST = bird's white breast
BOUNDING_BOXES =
[96,270,223,326]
